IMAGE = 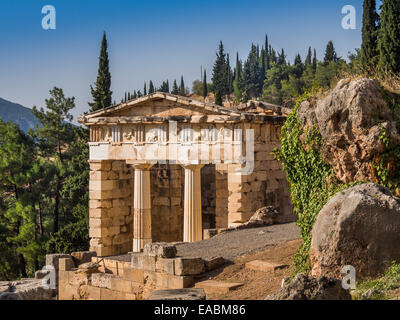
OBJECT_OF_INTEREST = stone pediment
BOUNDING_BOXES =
[78,93,244,125]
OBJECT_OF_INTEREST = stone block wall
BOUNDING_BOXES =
[201,164,216,229]
[89,160,133,256]
[58,243,224,300]
[215,164,228,228]
[227,123,293,227]
[151,164,183,242]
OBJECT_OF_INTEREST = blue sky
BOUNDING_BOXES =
[0,0,364,122]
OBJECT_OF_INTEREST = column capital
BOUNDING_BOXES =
[127,161,155,170]
[180,163,205,171]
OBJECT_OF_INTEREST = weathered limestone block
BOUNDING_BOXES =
[123,267,144,284]
[131,253,144,269]
[143,242,177,258]
[35,270,50,280]
[174,258,205,276]
[204,257,225,271]
[91,273,114,289]
[59,257,75,271]
[0,279,56,300]
[155,258,175,275]
[110,277,133,293]
[149,288,206,300]
[195,280,243,295]
[46,254,72,271]
[143,256,157,272]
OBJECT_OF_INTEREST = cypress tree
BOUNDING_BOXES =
[133,90,137,99]
[149,81,155,94]
[264,34,270,69]
[324,41,338,65]
[172,79,179,95]
[89,32,112,112]
[361,0,379,73]
[179,76,185,96]
[234,52,242,82]
[212,41,228,105]
[259,47,266,92]
[313,48,317,71]
[293,54,304,78]
[144,82,147,95]
[278,49,286,66]
[242,44,261,99]
[226,54,233,94]
[378,0,400,74]
[305,47,312,66]
[202,70,208,98]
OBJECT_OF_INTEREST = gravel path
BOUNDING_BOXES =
[176,222,299,261]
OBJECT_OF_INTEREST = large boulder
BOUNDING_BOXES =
[297,78,400,184]
[265,273,351,300]
[310,183,400,280]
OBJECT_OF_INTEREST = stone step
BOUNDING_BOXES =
[194,280,243,295]
[245,260,287,272]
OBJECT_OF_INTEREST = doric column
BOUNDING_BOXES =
[131,163,153,252]
[181,164,204,242]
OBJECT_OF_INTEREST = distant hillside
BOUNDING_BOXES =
[0,98,38,132]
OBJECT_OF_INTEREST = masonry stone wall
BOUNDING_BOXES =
[227,123,293,227]
[201,164,217,229]
[89,160,133,256]
[151,164,183,242]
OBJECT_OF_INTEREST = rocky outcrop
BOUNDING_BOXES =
[265,273,351,300]
[297,78,400,184]
[310,183,400,280]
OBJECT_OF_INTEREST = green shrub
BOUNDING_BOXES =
[273,92,353,274]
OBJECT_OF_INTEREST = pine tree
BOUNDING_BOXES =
[305,47,312,66]
[172,79,179,95]
[202,70,208,98]
[378,0,400,74]
[89,32,112,112]
[361,0,379,73]
[324,41,338,65]
[179,76,185,96]
[144,82,147,95]
[149,81,155,94]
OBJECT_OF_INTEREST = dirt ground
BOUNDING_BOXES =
[198,239,302,300]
